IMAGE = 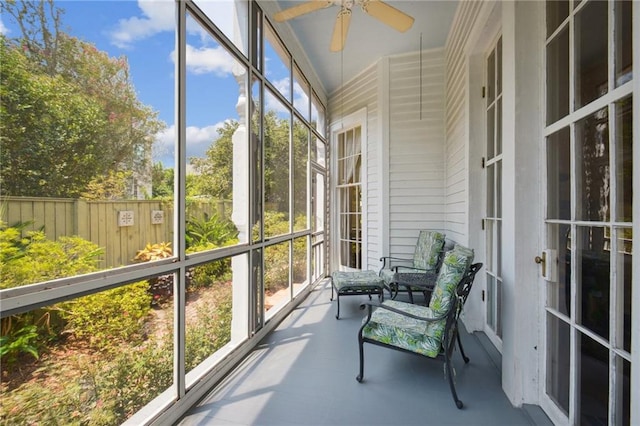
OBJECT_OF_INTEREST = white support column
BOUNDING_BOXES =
[500,0,544,406]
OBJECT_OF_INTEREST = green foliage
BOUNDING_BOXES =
[151,162,174,199]
[261,212,307,294]
[58,281,152,350]
[0,324,39,365]
[185,284,232,370]
[80,170,133,200]
[186,212,238,249]
[0,227,103,290]
[0,0,166,198]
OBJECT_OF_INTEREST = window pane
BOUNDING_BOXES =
[496,98,503,156]
[496,161,502,218]
[293,65,310,119]
[264,22,291,101]
[575,0,608,109]
[293,118,308,232]
[487,272,496,329]
[251,78,264,242]
[547,127,571,220]
[1,280,173,423]
[615,227,632,353]
[576,226,610,340]
[616,96,633,222]
[546,314,570,415]
[264,89,291,237]
[264,241,290,316]
[546,0,569,37]
[576,107,610,222]
[615,0,632,87]
[311,93,326,137]
[311,135,327,167]
[185,17,247,252]
[192,0,249,57]
[579,333,609,425]
[547,26,569,124]
[186,257,239,380]
[312,171,325,233]
[293,236,308,297]
[547,223,572,316]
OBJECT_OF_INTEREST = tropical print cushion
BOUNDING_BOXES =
[413,231,445,271]
[379,267,395,285]
[452,244,475,262]
[331,270,384,291]
[428,250,471,316]
[361,300,445,358]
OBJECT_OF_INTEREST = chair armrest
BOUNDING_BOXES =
[379,256,413,272]
[358,301,448,323]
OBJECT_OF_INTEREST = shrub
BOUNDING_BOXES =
[186,212,238,249]
[58,281,152,351]
[133,242,176,305]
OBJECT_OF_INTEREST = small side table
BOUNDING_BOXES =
[330,270,385,319]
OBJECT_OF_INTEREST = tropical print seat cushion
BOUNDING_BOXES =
[332,270,384,291]
[361,300,445,358]
[361,249,473,358]
[428,249,472,316]
[413,231,446,271]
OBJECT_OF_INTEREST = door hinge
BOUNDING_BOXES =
[481,218,485,230]
[481,157,485,168]
[481,290,485,301]
[482,86,486,98]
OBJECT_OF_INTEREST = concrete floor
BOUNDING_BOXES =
[178,280,552,426]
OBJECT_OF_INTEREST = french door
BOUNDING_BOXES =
[543,1,632,424]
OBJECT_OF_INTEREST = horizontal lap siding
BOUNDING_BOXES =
[329,65,380,270]
[388,49,445,259]
[444,1,483,244]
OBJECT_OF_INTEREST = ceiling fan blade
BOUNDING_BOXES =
[361,0,414,32]
[274,1,334,22]
[330,8,352,52]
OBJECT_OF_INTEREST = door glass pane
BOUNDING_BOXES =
[546,0,569,37]
[487,273,496,329]
[496,98,502,155]
[579,332,609,425]
[548,223,572,316]
[615,227,632,353]
[576,107,610,222]
[614,0,632,87]
[547,26,569,124]
[487,105,495,159]
[547,127,571,220]
[546,313,570,415]
[616,96,633,222]
[576,226,610,340]
[496,162,502,218]
[487,163,495,217]
[487,50,495,103]
[614,355,631,425]
[496,38,502,96]
[575,0,608,109]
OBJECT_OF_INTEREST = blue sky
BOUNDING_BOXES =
[1,0,296,167]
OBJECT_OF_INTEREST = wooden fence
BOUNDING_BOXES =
[2,197,230,269]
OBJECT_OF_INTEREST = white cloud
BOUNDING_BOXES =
[0,18,8,35]
[153,121,227,163]
[170,44,236,76]
[109,0,175,48]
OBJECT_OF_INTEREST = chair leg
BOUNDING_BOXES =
[335,294,341,319]
[356,334,365,382]
[457,331,469,363]
[445,352,463,409]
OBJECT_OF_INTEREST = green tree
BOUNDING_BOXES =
[0,0,165,198]
[151,162,174,199]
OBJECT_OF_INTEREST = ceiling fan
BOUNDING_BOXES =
[273,0,415,52]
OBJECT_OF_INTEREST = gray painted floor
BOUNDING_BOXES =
[179,280,548,426]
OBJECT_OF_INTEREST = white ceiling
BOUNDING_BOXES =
[270,0,459,95]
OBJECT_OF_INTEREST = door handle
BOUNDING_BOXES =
[535,252,547,278]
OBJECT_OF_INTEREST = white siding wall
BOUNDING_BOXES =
[443,1,484,245]
[328,65,380,270]
[388,50,446,259]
